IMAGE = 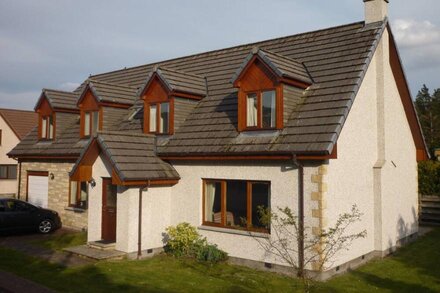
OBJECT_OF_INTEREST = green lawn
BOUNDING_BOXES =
[31,230,87,250]
[0,228,439,293]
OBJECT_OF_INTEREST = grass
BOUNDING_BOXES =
[31,230,87,250]
[0,228,439,292]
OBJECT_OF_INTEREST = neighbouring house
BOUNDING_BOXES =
[9,0,429,278]
[0,108,37,198]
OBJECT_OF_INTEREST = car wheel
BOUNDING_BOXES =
[38,219,53,234]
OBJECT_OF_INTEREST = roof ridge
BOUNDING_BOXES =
[87,78,138,90]
[90,20,366,79]
[0,108,35,113]
[42,88,77,95]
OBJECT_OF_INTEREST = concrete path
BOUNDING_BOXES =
[0,270,54,293]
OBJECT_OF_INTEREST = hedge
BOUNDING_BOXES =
[418,161,440,196]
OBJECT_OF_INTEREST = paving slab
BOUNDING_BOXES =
[64,245,126,260]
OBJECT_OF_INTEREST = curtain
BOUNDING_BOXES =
[84,113,90,136]
[41,118,47,138]
[48,116,54,139]
[149,105,157,132]
[205,182,216,222]
[247,94,257,127]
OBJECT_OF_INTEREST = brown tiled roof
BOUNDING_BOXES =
[0,108,38,140]
[83,79,138,105]
[11,19,387,158]
[38,89,79,110]
[140,67,207,97]
[231,47,312,85]
[71,131,179,181]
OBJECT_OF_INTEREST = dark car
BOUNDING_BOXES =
[0,199,61,234]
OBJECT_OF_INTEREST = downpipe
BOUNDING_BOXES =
[292,155,305,278]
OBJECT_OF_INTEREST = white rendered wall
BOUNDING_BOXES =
[0,116,20,196]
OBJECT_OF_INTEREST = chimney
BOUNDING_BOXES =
[364,0,389,24]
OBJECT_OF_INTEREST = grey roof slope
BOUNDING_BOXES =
[11,19,388,158]
[71,131,180,181]
[36,89,79,110]
[83,79,139,105]
[231,47,312,85]
[139,67,207,97]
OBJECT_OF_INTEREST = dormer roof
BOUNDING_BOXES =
[139,66,207,99]
[78,79,138,106]
[231,47,313,87]
[34,89,79,111]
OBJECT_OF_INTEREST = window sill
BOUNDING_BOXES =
[198,225,269,239]
[65,206,87,213]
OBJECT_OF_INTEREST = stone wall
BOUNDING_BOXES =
[19,161,88,230]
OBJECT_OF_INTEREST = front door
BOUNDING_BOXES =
[101,178,117,242]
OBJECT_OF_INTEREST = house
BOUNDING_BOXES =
[0,108,37,198]
[9,0,429,278]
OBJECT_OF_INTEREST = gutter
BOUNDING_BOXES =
[292,154,305,277]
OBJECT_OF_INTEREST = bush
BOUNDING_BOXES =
[195,243,228,263]
[418,161,440,196]
[165,223,227,263]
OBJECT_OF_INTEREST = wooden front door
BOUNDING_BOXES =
[102,178,117,242]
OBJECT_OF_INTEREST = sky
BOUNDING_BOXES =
[0,0,439,110]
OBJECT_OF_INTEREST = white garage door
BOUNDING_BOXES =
[28,174,49,208]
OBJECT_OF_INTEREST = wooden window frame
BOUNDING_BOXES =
[202,178,270,233]
[244,88,278,130]
[146,101,172,135]
[39,114,55,140]
[82,110,99,138]
[0,164,17,180]
[69,180,88,209]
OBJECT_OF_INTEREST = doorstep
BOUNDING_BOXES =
[63,245,126,261]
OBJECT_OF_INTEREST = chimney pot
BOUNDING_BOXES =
[364,0,389,24]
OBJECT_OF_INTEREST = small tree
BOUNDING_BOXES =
[253,205,366,280]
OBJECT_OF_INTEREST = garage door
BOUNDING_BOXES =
[27,172,49,208]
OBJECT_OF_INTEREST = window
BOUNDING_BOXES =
[0,129,2,145]
[203,179,270,232]
[0,165,17,180]
[148,102,170,134]
[69,181,88,209]
[245,90,276,129]
[40,115,54,139]
[83,111,99,137]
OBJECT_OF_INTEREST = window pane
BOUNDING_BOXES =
[106,184,117,208]
[251,183,270,229]
[80,182,88,208]
[0,166,7,178]
[48,116,54,139]
[84,113,91,136]
[92,112,99,135]
[262,90,276,128]
[0,200,5,212]
[7,165,17,179]
[246,93,258,127]
[160,102,169,133]
[205,181,222,223]
[41,117,47,138]
[70,181,78,206]
[149,105,157,132]
[226,181,247,228]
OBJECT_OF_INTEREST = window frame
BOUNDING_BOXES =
[147,102,171,135]
[40,114,54,140]
[82,110,99,138]
[0,164,17,180]
[69,180,89,209]
[244,88,277,130]
[202,178,270,233]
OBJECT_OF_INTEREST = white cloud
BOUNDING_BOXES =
[0,91,40,110]
[393,19,440,48]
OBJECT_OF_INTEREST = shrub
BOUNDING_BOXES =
[165,222,201,257]
[165,223,227,263]
[195,243,228,263]
[418,161,440,196]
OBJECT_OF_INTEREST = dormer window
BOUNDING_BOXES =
[148,102,169,134]
[246,90,276,129]
[83,111,99,137]
[231,48,312,132]
[40,115,54,139]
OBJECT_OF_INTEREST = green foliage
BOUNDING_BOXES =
[165,222,227,263]
[418,161,440,196]
[195,243,228,263]
[165,222,201,257]
[415,85,440,155]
